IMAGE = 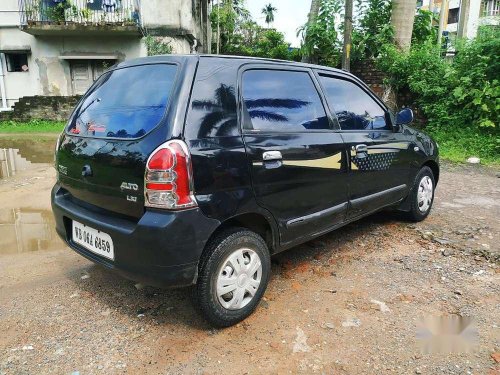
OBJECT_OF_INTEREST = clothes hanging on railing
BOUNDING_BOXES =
[102,0,117,12]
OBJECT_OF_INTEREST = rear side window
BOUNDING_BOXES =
[67,64,177,139]
[242,70,329,132]
[318,75,389,131]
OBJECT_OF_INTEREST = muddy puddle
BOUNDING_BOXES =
[0,136,56,179]
[0,135,62,254]
[0,208,61,254]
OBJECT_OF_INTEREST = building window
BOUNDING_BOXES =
[5,53,29,72]
[448,7,460,24]
[482,0,500,16]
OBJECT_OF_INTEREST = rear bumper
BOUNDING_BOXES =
[51,184,220,288]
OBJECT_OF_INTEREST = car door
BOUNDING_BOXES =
[240,65,349,245]
[316,72,413,219]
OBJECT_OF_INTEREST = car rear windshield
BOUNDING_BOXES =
[67,64,178,139]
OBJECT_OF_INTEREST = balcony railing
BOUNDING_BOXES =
[19,0,141,27]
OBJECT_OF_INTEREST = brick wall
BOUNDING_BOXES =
[351,59,425,125]
[351,59,386,91]
[0,96,81,122]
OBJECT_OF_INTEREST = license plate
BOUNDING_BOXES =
[72,220,114,260]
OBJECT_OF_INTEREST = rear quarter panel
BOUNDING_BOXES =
[184,57,277,228]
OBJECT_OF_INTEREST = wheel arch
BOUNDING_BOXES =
[422,159,440,185]
[203,212,278,256]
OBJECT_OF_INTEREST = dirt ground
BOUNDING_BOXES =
[0,137,499,374]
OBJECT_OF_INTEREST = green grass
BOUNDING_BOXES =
[0,120,65,134]
[426,125,500,166]
[1,119,498,166]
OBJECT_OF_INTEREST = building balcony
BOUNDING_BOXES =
[19,0,142,36]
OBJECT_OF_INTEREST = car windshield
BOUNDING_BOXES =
[67,64,178,139]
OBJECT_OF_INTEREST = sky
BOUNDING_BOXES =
[245,0,311,48]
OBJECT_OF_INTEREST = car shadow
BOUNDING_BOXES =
[271,211,403,272]
[67,210,402,330]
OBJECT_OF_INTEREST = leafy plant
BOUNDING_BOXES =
[144,35,173,56]
[211,0,248,53]
[44,2,71,23]
[351,0,393,62]
[80,8,92,21]
[376,27,500,163]
[411,9,438,45]
[298,0,343,66]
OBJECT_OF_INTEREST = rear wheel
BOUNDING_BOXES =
[194,228,271,327]
[404,166,435,222]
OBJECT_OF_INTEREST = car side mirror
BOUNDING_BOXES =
[396,108,414,126]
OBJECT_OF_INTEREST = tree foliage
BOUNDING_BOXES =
[144,35,173,56]
[262,3,277,27]
[211,0,293,59]
[299,0,343,66]
[411,9,438,45]
[351,0,393,61]
[377,27,499,162]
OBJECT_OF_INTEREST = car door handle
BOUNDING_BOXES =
[352,144,368,158]
[262,151,282,161]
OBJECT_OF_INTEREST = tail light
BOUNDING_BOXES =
[144,140,197,210]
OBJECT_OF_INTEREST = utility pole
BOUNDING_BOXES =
[457,0,470,38]
[437,0,448,47]
[342,0,353,71]
[216,0,220,54]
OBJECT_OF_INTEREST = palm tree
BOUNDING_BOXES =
[231,0,251,20]
[391,0,416,50]
[261,3,277,28]
[307,0,320,26]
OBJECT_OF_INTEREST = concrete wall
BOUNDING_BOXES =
[141,0,210,52]
[0,0,19,26]
[142,0,196,33]
[0,26,144,106]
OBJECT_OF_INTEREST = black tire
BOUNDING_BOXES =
[403,166,436,222]
[194,227,271,327]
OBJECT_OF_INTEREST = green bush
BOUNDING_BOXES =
[411,9,438,45]
[352,0,393,62]
[144,35,173,56]
[299,0,343,66]
[376,28,499,164]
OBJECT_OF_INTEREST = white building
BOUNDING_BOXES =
[0,0,210,110]
[420,0,499,40]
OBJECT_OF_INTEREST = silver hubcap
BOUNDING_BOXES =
[216,248,262,310]
[417,175,433,213]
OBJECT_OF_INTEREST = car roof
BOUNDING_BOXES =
[116,54,349,76]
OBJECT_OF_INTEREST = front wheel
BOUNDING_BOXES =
[404,166,436,222]
[194,228,271,327]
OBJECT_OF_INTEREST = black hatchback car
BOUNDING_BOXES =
[52,55,439,327]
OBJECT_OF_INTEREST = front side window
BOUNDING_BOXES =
[319,75,389,131]
[242,69,329,132]
[67,64,177,139]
